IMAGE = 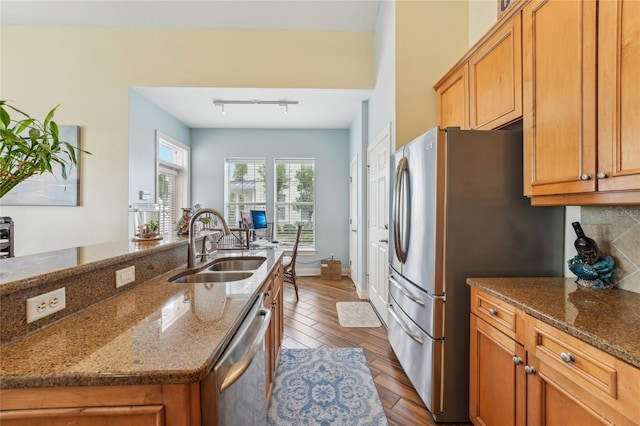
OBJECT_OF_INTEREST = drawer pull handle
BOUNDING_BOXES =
[524,365,536,375]
[488,308,498,316]
[512,356,523,366]
[560,352,575,363]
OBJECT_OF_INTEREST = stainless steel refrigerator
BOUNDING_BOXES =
[388,127,564,423]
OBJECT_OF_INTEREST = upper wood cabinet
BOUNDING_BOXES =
[435,63,469,129]
[435,8,524,131]
[522,0,597,197]
[469,14,522,130]
[597,0,640,193]
[523,0,640,204]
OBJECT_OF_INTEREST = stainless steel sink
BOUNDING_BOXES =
[207,257,266,272]
[168,256,267,283]
[169,271,253,284]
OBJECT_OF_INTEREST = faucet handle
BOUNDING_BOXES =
[199,233,219,261]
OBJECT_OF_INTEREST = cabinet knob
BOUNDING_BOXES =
[512,356,523,366]
[560,352,575,363]
[580,174,592,181]
[596,172,609,179]
[488,308,498,316]
[524,365,536,375]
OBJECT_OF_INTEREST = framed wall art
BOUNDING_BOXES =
[1,125,82,206]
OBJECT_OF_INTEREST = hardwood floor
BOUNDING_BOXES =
[280,275,471,426]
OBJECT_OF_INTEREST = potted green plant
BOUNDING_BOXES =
[0,100,90,198]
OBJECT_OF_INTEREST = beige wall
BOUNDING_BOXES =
[469,0,499,46]
[0,26,374,256]
[394,0,499,148]
[395,0,470,148]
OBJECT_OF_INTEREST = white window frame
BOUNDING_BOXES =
[223,157,267,228]
[274,158,315,249]
[156,131,190,234]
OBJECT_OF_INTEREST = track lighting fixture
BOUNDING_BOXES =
[213,99,298,115]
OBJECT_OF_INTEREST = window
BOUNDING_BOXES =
[224,158,267,227]
[156,132,189,235]
[274,158,315,247]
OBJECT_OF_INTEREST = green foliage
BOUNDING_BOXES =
[232,163,248,182]
[294,165,315,216]
[276,163,289,202]
[0,100,91,198]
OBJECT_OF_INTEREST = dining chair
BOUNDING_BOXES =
[283,224,302,301]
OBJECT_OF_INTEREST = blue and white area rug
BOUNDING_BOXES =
[268,348,389,426]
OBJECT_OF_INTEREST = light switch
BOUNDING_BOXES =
[115,266,136,288]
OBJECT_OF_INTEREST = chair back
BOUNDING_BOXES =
[289,225,303,265]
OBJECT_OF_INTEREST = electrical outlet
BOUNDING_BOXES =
[115,265,135,288]
[26,287,66,323]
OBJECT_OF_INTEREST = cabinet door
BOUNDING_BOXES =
[469,14,522,130]
[597,0,640,192]
[522,0,597,196]
[526,354,612,426]
[0,406,165,426]
[435,63,469,129]
[469,314,526,426]
[263,275,275,400]
[273,263,284,357]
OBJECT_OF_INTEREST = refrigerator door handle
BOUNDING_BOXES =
[389,306,423,344]
[389,276,424,306]
[393,156,409,263]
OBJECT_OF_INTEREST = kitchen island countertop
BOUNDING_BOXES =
[467,277,640,369]
[0,249,283,389]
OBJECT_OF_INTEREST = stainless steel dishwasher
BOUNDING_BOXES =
[214,294,271,425]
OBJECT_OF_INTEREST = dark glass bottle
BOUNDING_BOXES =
[572,222,602,265]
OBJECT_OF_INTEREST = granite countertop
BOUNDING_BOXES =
[0,249,283,389]
[0,234,190,296]
[467,277,640,369]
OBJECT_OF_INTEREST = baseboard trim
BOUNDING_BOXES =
[296,267,351,277]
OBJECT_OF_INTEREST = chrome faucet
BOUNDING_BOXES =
[188,208,231,268]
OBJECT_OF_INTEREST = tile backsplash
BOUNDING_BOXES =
[578,206,640,293]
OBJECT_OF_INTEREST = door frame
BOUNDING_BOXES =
[349,156,359,288]
[366,123,391,324]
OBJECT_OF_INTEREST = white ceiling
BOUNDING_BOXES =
[2,0,380,129]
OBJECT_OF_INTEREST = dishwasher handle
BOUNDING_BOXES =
[218,306,272,393]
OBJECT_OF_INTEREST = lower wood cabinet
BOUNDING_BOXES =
[526,352,619,426]
[0,384,197,426]
[265,261,284,402]
[0,260,285,426]
[470,288,640,426]
[470,314,526,426]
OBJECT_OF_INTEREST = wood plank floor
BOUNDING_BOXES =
[280,275,471,426]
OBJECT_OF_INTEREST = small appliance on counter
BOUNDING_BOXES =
[388,127,565,423]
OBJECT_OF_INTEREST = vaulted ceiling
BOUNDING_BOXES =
[2,1,381,129]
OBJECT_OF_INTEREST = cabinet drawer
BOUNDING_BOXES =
[470,288,521,341]
[527,318,640,424]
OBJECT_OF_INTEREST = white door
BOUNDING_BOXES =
[349,156,359,287]
[367,124,391,324]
